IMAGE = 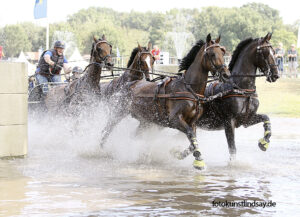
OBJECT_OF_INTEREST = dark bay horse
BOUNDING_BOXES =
[100,34,230,170]
[196,33,279,160]
[100,42,154,99]
[44,35,113,114]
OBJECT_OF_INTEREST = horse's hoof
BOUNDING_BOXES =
[193,159,206,170]
[258,138,269,151]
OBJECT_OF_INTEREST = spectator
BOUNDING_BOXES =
[151,45,160,64]
[275,42,285,76]
[287,44,298,78]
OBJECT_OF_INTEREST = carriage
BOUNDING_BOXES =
[27,34,279,170]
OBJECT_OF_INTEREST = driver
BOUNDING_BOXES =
[35,41,72,91]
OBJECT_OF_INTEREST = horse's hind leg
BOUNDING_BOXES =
[172,114,205,170]
[224,118,237,160]
[243,114,271,151]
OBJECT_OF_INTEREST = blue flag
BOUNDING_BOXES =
[34,0,47,19]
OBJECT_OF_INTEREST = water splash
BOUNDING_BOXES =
[166,13,195,60]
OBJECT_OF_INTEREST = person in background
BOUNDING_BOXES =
[66,66,83,82]
[287,44,298,78]
[151,45,160,64]
[275,42,285,77]
[35,41,72,92]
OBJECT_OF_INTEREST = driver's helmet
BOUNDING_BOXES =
[54,41,65,49]
[72,66,83,74]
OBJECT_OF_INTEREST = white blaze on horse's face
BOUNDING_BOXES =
[145,55,151,72]
[269,47,275,60]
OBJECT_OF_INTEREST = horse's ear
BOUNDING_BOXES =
[206,33,212,44]
[102,34,106,41]
[263,32,272,43]
[148,42,152,51]
[93,36,98,43]
[137,42,142,51]
[267,32,272,41]
[215,35,221,44]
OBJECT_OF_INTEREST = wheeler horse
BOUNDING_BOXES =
[196,33,279,160]
[100,34,230,170]
[44,35,113,114]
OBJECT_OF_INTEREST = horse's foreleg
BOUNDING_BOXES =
[172,114,205,170]
[224,118,236,160]
[243,114,271,151]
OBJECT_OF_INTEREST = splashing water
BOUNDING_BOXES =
[1,99,300,216]
[166,13,195,60]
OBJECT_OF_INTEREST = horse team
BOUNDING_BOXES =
[41,33,279,170]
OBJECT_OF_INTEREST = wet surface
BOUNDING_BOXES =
[1,112,299,216]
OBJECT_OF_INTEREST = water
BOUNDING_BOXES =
[1,107,299,216]
[166,13,195,60]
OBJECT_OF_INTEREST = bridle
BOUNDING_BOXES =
[135,50,154,80]
[256,42,277,80]
[136,51,154,71]
[204,43,227,78]
[92,40,112,65]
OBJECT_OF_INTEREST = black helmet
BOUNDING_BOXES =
[72,66,83,74]
[54,41,65,49]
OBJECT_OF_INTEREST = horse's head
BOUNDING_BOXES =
[255,33,279,82]
[91,35,113,69]
[202,34,230,82]
[131,42,155,81]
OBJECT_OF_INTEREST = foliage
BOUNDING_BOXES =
[0,3,298,58]
[0,24,32,57]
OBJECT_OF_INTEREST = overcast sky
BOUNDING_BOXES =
[0,0,299,27]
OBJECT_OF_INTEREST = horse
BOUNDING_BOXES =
[44,35,113,115]
[100,42,154,99]
[196,33,279,160]
[100,34,230,170]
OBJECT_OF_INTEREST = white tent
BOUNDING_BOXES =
[68,47,88,69]
[16,51,36,76]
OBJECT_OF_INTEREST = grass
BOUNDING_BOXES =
[256,77,300,117]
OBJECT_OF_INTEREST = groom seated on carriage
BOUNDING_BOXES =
[35,40,72,92]
[65,66,83,82]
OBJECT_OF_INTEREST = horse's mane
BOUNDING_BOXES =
[229,38,260,71]
[179,40,205,72]
[127,47,147,68]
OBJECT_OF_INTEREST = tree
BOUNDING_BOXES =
[0,24,31,57]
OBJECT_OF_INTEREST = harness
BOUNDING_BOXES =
[256,43,277,81]
[91,40,112,65]
[204,43,227,77]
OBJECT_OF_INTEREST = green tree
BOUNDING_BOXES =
[0,24,31,57]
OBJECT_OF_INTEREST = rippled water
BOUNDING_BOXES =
[1,107,299,216]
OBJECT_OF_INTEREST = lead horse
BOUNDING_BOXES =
[196,33,279,160]
[44,35,113,115]
[100,34,230,170]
